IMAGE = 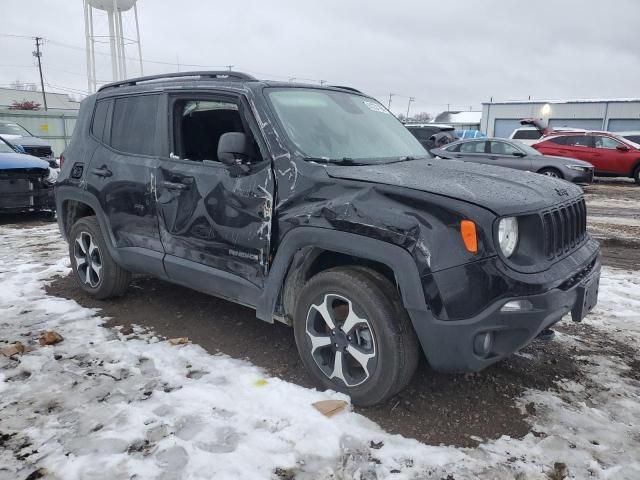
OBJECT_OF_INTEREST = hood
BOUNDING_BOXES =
[325,158,583,216]
[0,134,51,148]
[0,152,50,171]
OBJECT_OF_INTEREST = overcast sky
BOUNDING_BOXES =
[2,0,640,116]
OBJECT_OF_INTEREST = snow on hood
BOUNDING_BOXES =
[0,152,50,170]
[326,158,583,216]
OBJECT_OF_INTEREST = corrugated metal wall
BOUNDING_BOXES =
[482,101,640,137]
[0,110,77,157]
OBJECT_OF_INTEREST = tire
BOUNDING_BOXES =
[293,267,420,406]
[538,167,563,179]
[68,216,131,299]
[633,165,640,185]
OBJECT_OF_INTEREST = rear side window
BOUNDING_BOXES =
[91,100,111,142]
[459,141,486,153]
[549,136,568,145]
[110,95,159,156]
[513,129,541,140]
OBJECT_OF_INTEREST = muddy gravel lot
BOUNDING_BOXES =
[5,179,640,450]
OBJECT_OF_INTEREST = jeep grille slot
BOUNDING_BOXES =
[542,198,587,259]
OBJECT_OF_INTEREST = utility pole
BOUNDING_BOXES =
[226,65,234,71]
[406,97,415,119]
[33,37,47,111]
[319,80,326,86]
[388,93,394,110]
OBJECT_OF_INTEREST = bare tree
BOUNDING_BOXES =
[412,112,433,122]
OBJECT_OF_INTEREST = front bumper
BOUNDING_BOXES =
[413,241,601,372]
[0,179,55,213]
[564,168,594,184]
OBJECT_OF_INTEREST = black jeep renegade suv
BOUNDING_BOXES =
[55,71,601,405]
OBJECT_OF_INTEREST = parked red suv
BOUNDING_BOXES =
[533,131,640,184]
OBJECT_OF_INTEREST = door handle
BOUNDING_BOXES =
[454,154,463,158]
[162,180,188,191]
[91,166,112,177]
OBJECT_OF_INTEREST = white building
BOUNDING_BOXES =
[0,87,80,111]
[481,98,640,138]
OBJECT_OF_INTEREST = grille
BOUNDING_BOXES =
[23,146,53,158]
[542,198,587,259]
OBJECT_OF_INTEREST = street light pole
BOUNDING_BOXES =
[388,93,394,110]
[406,97,415,119]
[33,37,48,111]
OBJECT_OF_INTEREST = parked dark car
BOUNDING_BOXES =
[0,136,56,214]
[0,121,56,166]
[432,138,594,184]
[55,71,601,405]
[533,131,640,184]
[404,123,458,150]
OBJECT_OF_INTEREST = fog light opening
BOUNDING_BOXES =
[501,299,533,313]
[473,331,494,358]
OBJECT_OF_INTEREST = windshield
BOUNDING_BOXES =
[0,138,16,154]
[267,88,427,163]
[512,140,542,155]
[612,133,640,150]
[0,123,32,136]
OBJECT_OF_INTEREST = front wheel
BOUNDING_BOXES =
[293,267,419,406]
[633,165,640,185]
[538,167,563,179]
[69,216,131,299]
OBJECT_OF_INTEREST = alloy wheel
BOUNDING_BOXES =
[73,231,102,288]
[305,293,377,387]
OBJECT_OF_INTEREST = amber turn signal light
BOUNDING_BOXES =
[460,220,478,253]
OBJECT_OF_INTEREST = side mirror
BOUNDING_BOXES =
[217,132,250,165]
[616,145,630,152]
[512,151,526,157]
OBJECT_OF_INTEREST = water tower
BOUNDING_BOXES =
[83,0,144,93]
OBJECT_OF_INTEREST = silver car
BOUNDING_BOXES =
[431,138,594,184]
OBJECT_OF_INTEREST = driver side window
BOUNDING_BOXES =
[172,98,259,163]
[594,136,622,149]
[489,141,520,155]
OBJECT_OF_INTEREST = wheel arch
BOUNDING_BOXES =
[56,187,116,252]
[257,227,429,324]
[630,158,640,177]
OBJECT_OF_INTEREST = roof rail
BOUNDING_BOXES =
[329,85,363,94]
[98,71,256,92]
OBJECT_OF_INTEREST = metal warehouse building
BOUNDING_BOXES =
[480,98,640,138]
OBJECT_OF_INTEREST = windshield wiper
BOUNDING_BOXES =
[306,157,362,166]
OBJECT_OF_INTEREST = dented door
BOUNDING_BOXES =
[156,160,273,287]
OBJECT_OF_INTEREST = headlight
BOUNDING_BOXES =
[565,165,589,172]
[46,167,59,184]
[498,217,519,257]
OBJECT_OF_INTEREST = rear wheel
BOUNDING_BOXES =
[69,216,130,299]
[538,167,563,179]
[293,267,419,406]
[633,165,640,185]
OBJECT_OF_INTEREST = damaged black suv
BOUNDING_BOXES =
[56,72,601,405]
